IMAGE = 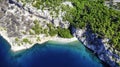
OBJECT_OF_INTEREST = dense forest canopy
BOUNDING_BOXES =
[21,0,120,50]
[65,0,120,50]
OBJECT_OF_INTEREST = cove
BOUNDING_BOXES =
[0,36,105,67]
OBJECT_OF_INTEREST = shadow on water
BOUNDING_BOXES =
[0,36,104,67]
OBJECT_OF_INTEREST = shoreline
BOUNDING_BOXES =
[1,28,119,66]
[11,37,78,52]
[75,29,120,67]
[0,31,78,52]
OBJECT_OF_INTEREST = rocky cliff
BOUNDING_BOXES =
[0,0,120,67]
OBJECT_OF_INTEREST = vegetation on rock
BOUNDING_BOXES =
[64,0,120,50]
[57,27,73,38]
[22,38,31,44]
[20,0,120,50]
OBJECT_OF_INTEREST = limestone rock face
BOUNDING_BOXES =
[0,0,71,46]
[1,1,119,66]
[75,28,120,67]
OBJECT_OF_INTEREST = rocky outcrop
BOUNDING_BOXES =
[0,0,71,47]
[1,0,70,33]
[0,0,120,66]
[74,28,120,67]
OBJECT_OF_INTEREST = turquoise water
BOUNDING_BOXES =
[0,36,105,67]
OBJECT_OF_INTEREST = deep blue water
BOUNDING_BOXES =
[0,36,104,67]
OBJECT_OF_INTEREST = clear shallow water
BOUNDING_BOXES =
[0,36,104,67]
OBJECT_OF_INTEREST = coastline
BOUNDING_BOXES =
[0,31,78,52]
[11,37,78,52]
[75,29,120,67]
[1,28,120,66]
[0,0,119,66]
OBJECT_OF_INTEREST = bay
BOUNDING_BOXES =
[0,36,105,67]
